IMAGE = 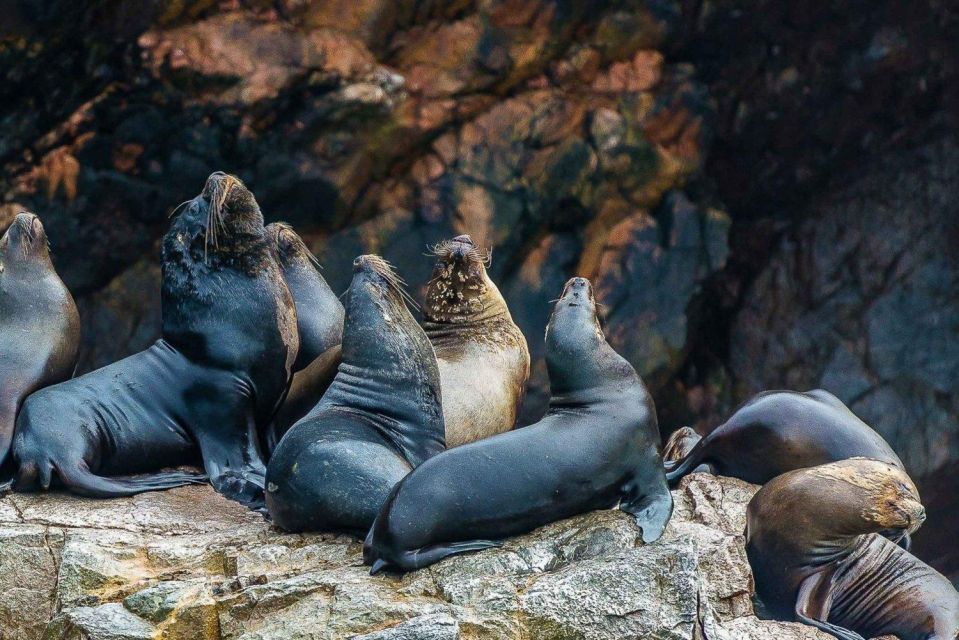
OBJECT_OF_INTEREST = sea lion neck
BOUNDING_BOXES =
[320,258,444,460]
[545,277,633,402]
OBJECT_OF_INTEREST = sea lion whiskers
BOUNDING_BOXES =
[167,199,193,219]
[201,172,240,261]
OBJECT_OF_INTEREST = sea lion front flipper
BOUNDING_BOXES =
[664,434,712,485]
[191,390,268,509]
[620,484,674,543]
[794,571,866,640]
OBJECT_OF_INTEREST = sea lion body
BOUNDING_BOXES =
[747,459,958,640]
[665,389,902,485]
[266,255,445,534]
[0,213,80,472]
[264,223,344,449]
[13,173,297,507]
[364,277,673,574]
[422,236,529,447]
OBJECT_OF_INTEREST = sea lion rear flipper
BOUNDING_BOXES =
[794,571,866,640]
[373,540,501,575]
[57,464,206,498]
[664,434,712,485]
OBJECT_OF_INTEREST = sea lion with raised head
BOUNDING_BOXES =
[664,389,903,486]
[265,255,445,534]
[0,213,80,473]
[746,458,959,640]
[364,277,673,574]
[423,235,529,447]
[13,173,297,508]
[264,222,344,450]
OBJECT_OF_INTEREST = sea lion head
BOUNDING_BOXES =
[266,222,319,270]
[171,172,265,261]
[546,277,602,349]
[424,235,504,324]
[808,458,926,537]
[545,277,631,397]
[349,254,417,318]
[0,212,52,274]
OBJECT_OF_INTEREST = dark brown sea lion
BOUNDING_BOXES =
[13,173,297,508]
[264,222,344,450]
[265,255,445,534]
[422,235,529,447]
[0,213,80,472]
[664,389,903,486]
[363,277,672,574]
[746,458,959,640]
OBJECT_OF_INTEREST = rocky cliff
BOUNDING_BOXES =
[0,475,835,640]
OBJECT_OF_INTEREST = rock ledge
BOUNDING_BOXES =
[0,475,829,639]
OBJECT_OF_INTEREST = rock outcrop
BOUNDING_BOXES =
[0,475,831,639]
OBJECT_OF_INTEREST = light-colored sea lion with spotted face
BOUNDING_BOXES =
[422,235,529,447]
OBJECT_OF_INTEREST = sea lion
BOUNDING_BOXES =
[13,173,297,508]
[264,222,344,450]
[265,255,445,534]
[422,235,529,447]
[746,458,959,640]
[364,277,673,574]
[0,213,80,472]
[664,389,903,486]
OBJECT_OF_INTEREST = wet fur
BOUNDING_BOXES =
[0,214,80,474]
[13,174,297,508]
[265,255,445,533]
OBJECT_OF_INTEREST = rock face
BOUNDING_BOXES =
[0,0,726,422]
[729,139,959,581]
[0,475,831,640]
[731,140,959,479]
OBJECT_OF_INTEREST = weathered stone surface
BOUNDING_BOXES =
[0,476,831,639]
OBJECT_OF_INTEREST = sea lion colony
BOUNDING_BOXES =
[0,173,955,639]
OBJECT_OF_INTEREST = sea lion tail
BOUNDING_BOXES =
[664,435,710,485]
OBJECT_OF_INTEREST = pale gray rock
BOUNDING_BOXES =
[0,477,831,640]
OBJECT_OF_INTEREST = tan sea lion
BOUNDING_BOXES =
[422,235,529,447]
[0,213,80,473]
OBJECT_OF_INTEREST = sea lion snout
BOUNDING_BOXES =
[561,277,594,304]
[3,212,47,255]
